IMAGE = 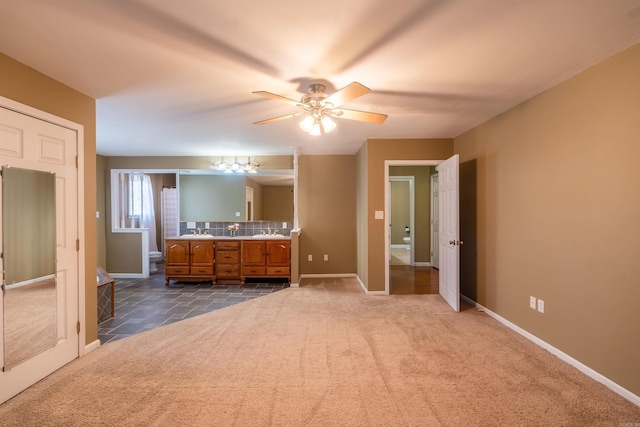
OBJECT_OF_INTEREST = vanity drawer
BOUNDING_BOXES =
[216,241,240,250]
[216,251,239,263]
[242,267,266,276]
[267,267,290,276]
[166,267,190,275]
[217,264,240,278]
[190,267,213,275]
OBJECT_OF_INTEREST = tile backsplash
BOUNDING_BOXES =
[179,221,292,237]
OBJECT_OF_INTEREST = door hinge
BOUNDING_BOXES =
[77,321,81,334]
[76,239,80,251]
[75,155,79,168]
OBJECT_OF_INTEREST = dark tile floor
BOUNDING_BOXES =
[98,264,289,344]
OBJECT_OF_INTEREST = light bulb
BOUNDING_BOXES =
[299,116,315,132]
[309,123,321,136]
[321,116,336,133]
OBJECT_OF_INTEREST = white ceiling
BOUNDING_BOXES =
[1,0,640,157]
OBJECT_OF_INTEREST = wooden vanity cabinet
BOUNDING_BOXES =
[215,240,241,283]
[242,240,290,282]
[165,239,215,285]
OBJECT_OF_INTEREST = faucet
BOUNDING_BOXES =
[267,227,271,235]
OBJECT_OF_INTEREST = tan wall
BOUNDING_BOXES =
[0,52,98,344]
[362,139,454,292]
[106,233,143,273]
[298,155,357,274]
[262,186,294,221]
[454,43,640,396]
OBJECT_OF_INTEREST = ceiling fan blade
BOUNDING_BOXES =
[252,91,301,107]
[253,111,306,125]
[324,82,371,108]
[335,108,388,124]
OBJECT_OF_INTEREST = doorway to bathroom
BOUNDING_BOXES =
[388,176,414,266]
[387,164,440,296]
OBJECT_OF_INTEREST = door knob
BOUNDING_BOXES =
[449,240,464,246]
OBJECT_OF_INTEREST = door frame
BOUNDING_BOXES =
[430,173,440,269]
[384,160,441,295]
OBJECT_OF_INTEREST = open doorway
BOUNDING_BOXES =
[386,162,441,295]
[389,176,414,266]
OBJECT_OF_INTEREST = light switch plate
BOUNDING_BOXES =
[374,210,384,219]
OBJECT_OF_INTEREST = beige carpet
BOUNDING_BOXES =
[1,278,638,426]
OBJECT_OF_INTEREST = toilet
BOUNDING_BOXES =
[149,251,163,274]
[403,236,411,249]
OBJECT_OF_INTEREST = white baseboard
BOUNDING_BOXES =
[390,244,410,249]
[83,339,100,356]
[109,273,147,279]
[460,295,640,407]
[414,262,431,267]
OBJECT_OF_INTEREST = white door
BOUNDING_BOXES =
[0,105,80,403]
[438,155,460,312]
[430,174,440,269]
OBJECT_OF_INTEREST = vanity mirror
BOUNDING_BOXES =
[179,169,294,222]
[2,166,57,370]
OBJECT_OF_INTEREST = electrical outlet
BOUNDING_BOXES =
[529,296,537,309]
[307,255,312,262]
[537,299,545,313]
[324,254,329,261]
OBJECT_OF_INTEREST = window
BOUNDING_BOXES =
[128,172,143,219]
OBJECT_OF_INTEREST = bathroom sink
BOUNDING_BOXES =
[180,234,214,238]
[253,234,285,238]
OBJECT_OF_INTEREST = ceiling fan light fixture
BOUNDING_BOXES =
[213,156,260,173]
[255,81,387,133]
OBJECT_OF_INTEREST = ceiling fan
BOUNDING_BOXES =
[252,82,388,135]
